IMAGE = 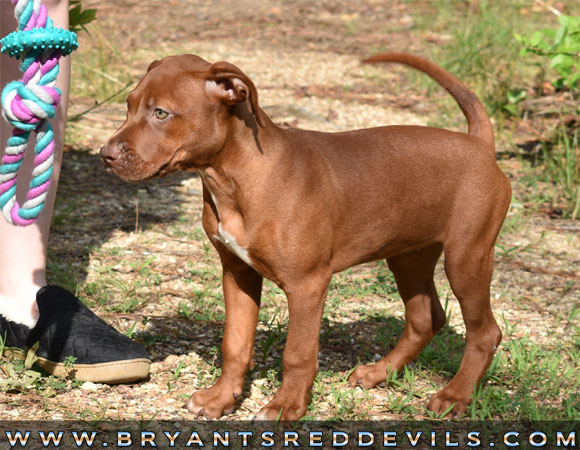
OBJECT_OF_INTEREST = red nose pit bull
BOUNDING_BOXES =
[101,53,511,420]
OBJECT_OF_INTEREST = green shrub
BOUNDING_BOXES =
[69,0,97,34]
[515,14,580,93]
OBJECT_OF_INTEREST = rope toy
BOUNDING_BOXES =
[0,0,78,226]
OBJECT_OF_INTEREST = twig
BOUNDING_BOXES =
[154,229,199,245]
[506,259,579,279]
[135,198,139,234]
[534,0,562,16]
[67,80,134,122]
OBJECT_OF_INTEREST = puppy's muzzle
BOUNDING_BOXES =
[100,142,127,169]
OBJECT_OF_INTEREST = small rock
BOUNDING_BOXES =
[81,381,97,391]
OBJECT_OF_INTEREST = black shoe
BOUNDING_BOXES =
[0,285,150,384]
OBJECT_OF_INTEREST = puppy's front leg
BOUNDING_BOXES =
[254,272,331,421]
[186,258,262,418]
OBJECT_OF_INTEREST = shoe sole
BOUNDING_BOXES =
[35,357,151,384]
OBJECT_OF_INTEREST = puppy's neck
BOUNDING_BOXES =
[199,106,281,216]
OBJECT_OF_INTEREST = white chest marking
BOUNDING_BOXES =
[199,171,253,266]
[215,224,253,266]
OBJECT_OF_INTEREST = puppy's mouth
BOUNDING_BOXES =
[101,151,177,182]
[153,161,175,178]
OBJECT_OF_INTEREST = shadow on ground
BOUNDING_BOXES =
[144,313,465,380]
[48,148,198,287]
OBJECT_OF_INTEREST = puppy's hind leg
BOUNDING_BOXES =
[348,243,445,389]
[427,241,502,417]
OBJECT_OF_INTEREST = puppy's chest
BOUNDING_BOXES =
[201,175,254,266]
[214,221,253,266]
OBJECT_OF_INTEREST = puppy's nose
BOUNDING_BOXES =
[100,142,124,164]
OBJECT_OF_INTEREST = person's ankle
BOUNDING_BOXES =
[0,285,44,328]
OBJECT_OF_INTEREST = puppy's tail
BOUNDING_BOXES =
[364,52,494,151]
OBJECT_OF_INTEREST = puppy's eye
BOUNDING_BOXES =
[154,108,169,120]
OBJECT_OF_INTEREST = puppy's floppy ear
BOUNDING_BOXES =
[147,60,162,72]
[206,61,266,127]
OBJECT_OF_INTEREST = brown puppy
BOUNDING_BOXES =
[101,53,511,420]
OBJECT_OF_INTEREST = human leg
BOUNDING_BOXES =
[0,0,71,327]
[0,0,150,383]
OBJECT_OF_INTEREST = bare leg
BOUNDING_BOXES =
[348,244,445,388]
[0,1,149,384]
[0,0,71,327]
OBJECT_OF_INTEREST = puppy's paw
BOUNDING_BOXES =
[427,389,468,418]
[253,390,308,422]
[348,363,388,389]
[184,385,241,419]
[253,401,306,422]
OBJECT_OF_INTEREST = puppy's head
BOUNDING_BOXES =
[100,54,264,182]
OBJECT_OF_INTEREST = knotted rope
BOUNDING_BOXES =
[0,0,77,226]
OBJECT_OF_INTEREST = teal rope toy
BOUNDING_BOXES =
[0,0,78,226]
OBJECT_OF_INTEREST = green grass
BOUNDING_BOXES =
[542,128,580,218]
[404,2,515,126]
[408,1,551,120]
[70,23,133,103]
[515,127,580,219]
[471,336,580,419]
[329,264,398,302]
[0,337,82,399]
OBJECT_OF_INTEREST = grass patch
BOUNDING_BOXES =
[516,127,580,218]
[71,23,133,103]
[407,1,552,128]
[471,336,580,419]
[541,128,580,218]
[329,263,398,303]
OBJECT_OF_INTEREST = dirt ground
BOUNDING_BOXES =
[1,0,578,421]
